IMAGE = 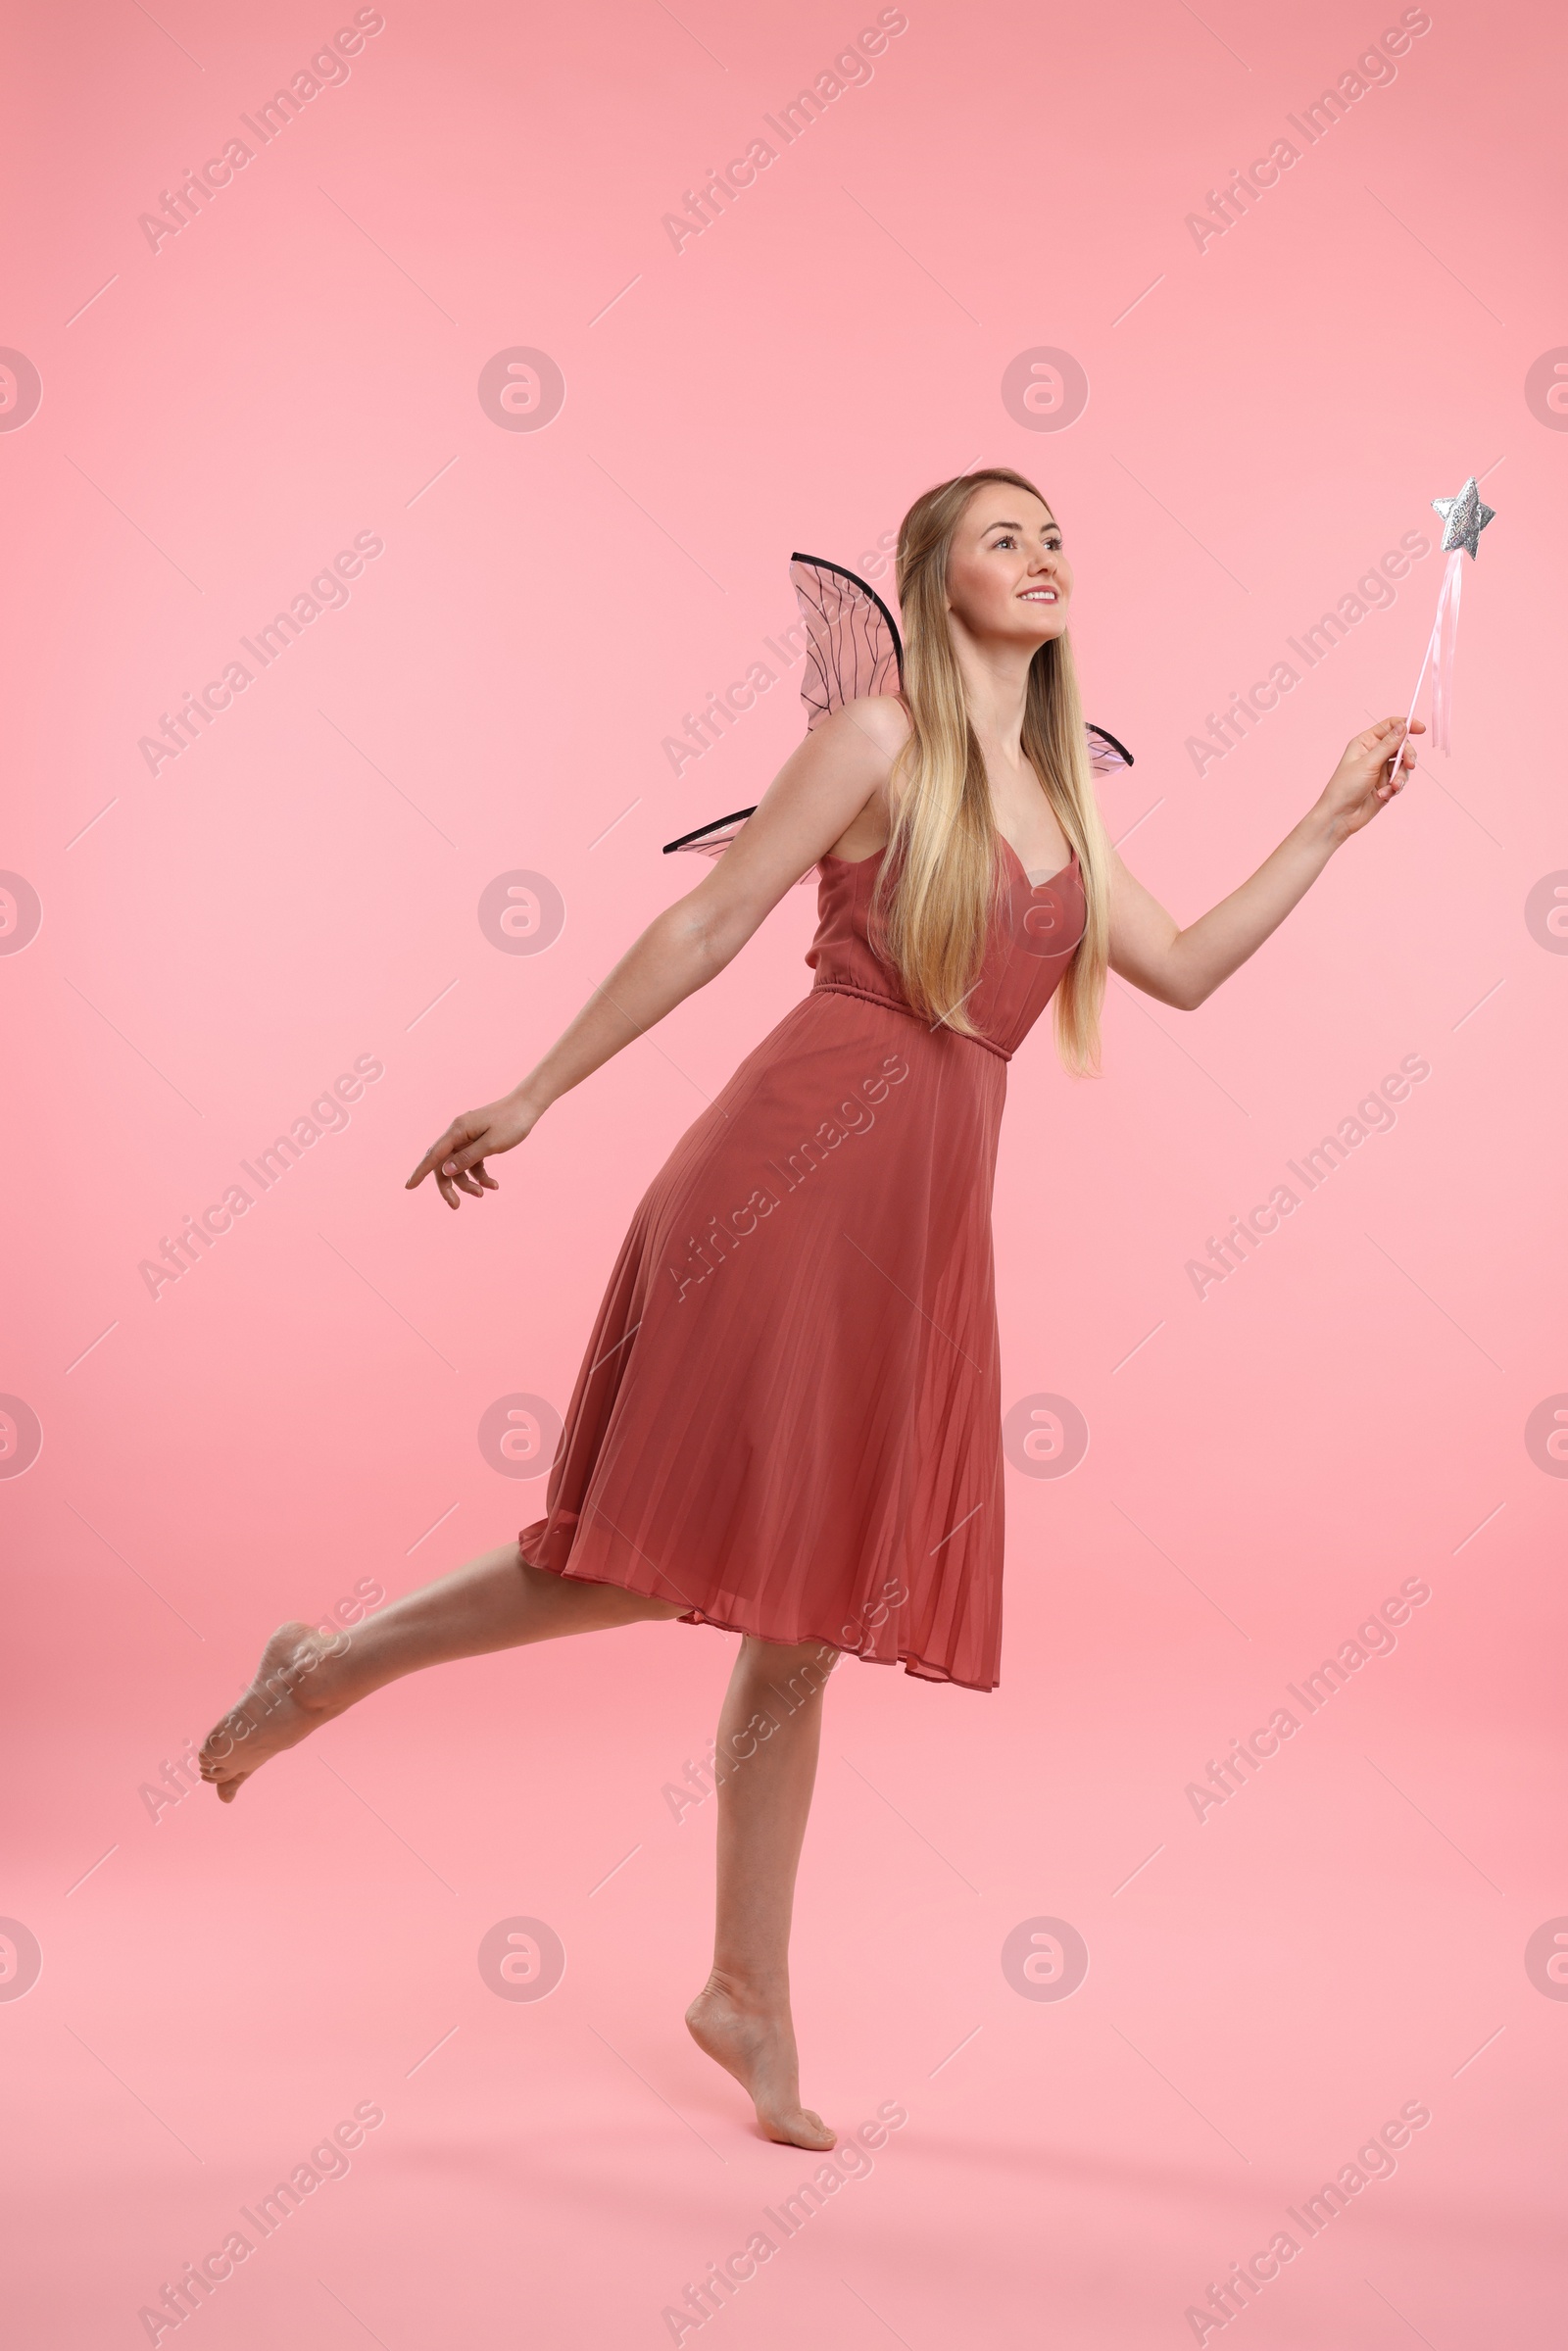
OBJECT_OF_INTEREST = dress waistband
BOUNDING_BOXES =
[809,978,1012,1060]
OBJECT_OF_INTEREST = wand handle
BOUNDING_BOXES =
[1389,548,1463,782]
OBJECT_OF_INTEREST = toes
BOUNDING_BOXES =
[764,2108,835,2150]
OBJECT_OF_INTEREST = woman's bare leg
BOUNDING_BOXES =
[204,1556,839,2146]
[199,1544,683,1801]
[685,1634,839,2150]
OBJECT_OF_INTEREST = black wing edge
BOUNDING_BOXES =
[662,729,1129,856]
[662,808,758,855]
[1085,721,1134,767]
[789,552,906,683]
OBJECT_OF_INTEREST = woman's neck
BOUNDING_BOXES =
[949,626,1035,768]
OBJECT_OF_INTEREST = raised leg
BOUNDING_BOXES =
[199,1544,683,1801]
[685,1633,840,2149]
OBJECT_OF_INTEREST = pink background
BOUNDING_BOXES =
[3,0,1565,2342]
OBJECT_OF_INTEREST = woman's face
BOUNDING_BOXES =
[944,486,1072,650]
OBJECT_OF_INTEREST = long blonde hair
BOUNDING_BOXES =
[868,467,1111,1074]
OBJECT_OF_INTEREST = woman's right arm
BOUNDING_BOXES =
[407,698,904,1209]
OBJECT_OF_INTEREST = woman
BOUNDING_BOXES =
[200,467,1419,2150]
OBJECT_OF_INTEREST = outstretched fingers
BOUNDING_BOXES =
[406,1118,502,1210]
[406,1097,536,1210]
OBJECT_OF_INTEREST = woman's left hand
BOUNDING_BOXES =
[1317,714,1425,842]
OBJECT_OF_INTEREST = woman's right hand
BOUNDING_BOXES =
[406,1092,541,1210]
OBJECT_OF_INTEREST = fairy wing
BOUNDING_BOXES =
[662,553,1130,864]
[789,552,905,730]
[1085,722,1135,777]
[662,557,903,875]
[660,808,759,861]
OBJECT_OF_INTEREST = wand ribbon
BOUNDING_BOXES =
[1390,473,1495,777]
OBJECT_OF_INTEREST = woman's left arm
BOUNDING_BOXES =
[1109,713,1424,1011]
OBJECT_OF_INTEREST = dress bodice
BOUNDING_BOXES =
[805,838,1086,1061]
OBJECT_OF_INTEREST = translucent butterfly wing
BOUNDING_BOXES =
[660,808,757,861]
[1085,722,1135,778]
[662,556,904,878]
[789,553,905,731]
[662,554,1131,869]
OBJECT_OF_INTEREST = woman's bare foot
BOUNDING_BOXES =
[199,1622,353,1803]
[685,1978,835,2150]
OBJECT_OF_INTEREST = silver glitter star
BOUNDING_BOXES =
[1431,476,1496,559]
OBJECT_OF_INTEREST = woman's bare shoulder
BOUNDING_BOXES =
[830,693,911,761]
[841,691,911,757]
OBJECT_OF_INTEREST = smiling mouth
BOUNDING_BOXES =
[1020,587,1058,603]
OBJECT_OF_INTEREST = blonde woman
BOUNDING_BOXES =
[201,468,1419,2149]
